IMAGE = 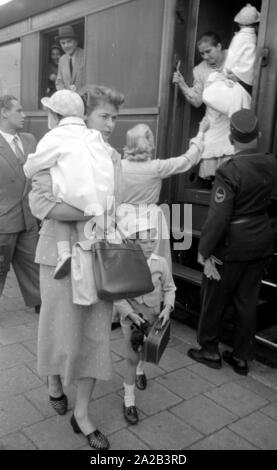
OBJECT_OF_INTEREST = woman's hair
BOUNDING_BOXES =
[197,32,222,48]
[79,85,124,115]
[123,123,155,161]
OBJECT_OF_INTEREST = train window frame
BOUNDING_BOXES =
[0,39,21,99]
[39,18,85,103]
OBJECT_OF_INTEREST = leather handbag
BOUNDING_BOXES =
[142,318,171,364]
[92,239,154,301]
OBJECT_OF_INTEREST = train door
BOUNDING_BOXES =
[168,0,277,363]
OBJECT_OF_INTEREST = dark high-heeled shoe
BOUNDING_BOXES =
[70,414,110,450]
[49,393,68,415]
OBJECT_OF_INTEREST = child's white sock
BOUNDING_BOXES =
[123,383,135,407]
[136,360,145,375]
[57,241,71,257]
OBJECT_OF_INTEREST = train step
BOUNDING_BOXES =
[172,263,202,286]
[255,326,277,351]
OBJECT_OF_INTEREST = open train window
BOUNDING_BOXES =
[0,40,21,99]
[39,19,85,102]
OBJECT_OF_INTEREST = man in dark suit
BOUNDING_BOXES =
[0,95,41,311]
[55,24,85,92]
[188,109,277,375]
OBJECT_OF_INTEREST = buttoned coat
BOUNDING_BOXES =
[55,47,85,91]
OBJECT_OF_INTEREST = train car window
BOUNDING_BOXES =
[0,40,21,99]
[40,20,85,101]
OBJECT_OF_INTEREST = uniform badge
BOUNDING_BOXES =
[214,187,226,203]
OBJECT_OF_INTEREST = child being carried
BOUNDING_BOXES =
[24,90,114,279]
[203,4,260,117]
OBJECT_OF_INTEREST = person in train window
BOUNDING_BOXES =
[173,32,234,179]
[24,89,115,280]
[202,4,260,117]
[116,120,208,272]
[114,218,176,425]
[55,24,85,92]
[27,85,124,450]
[46,44,63,97]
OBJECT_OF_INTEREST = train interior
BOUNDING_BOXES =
[168,0,277,366]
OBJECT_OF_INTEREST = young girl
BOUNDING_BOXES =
[202,4,260,117]
[116,120,208,271]
[114,218,176,425]
[24,89,114,280]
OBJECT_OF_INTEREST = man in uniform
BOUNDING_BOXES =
[0,95,41,311]
[188,109,277,375]
[55,24,85,92]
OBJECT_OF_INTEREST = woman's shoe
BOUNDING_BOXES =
[49,393,68,415]
[70,414,110,450]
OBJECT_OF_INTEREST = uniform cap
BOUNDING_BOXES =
[230,109,259,143]
[234,4,260,25]
[41,90,84,118]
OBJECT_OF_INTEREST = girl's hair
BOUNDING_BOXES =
[79,84,124,116]
[123,123,155,161]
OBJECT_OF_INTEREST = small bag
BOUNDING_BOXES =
[92,239,154,301]
[143,318,171,364]
[71,242,99,305]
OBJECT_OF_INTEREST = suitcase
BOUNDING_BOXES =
[143,318,170,364]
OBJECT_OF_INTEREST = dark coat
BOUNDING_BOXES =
[199,150,277,262]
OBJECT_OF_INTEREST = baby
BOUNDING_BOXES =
[203,4,260,117]
[24,90,114,279]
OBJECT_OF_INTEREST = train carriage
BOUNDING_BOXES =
[0,0,276,363]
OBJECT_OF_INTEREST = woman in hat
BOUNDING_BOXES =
[55,24,85,92]
[46,44,63,97]
[28,85,124,450]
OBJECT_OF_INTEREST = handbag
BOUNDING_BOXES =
[142,318,171,364]
[92,238,154,301]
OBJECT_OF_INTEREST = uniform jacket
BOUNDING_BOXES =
[199,150,277,262]
[28,149,122,267]
[0,132,37,233]
[114,254,176,319]
[55,47,85,92]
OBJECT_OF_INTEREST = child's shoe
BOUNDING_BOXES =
[135,373,147,390]
[123,404,138,425]
[54,253,72,279]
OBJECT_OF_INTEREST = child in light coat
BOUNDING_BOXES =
[114,218,176,425]
[24,90,114,279]
[203,4,260,117]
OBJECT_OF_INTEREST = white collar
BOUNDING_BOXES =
[0,130,20,145]
[147,253,159,266]
[58,116,86,127]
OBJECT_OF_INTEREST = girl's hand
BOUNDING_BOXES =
[199,117,210,133]
[159,307,171,327]
[128,312,145,327]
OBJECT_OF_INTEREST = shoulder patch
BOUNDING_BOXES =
[214,186,226,203]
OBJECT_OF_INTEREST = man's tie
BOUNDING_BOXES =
[69,56,73,79]
[13,135,25,165]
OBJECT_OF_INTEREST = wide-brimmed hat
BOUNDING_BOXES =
[55,25,78,41]
[41,90,84,118]
[234,4,260,25]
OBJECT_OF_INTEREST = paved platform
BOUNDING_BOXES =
[0,270,277,450]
